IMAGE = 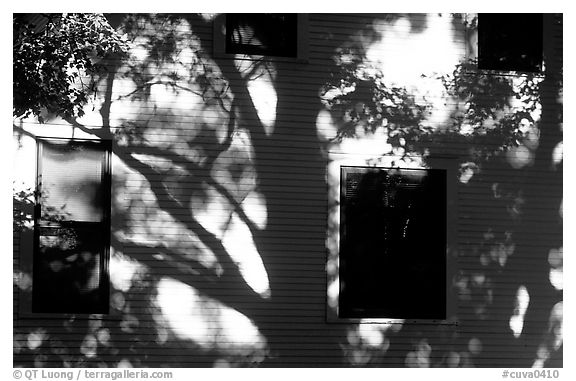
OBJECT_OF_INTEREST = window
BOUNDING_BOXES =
[33,139,111,314]
[225,13,297,57]
[214,14,308,61]
[338,166,446,319]
[477,13,543,72]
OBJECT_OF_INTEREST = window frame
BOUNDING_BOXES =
[18,137,113,318]
[213,13,309,63]
[326,158,458,325]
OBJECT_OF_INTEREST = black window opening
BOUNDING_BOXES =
[477,13,543,73]
[339,166,447,319]
[32,139,111,314]
[225,13,298,57]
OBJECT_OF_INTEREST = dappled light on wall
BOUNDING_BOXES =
[155,277,268,363]
[533,301,563,368]
[366,14,462,130]
[509,285,530,338]
[222,213,270,298]
[234,59,278,135]
[405,339,433,367]
[506,118,540,169]
[547,247,562,291]
[342,320,403,366]
[109,250,147,293]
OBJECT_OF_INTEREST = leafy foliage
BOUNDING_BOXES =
[439,59,541,143]
[13,13,129,120]
[322,55,543,163]
[321,59,431,148]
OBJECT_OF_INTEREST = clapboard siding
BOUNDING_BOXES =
[13,13,562,368]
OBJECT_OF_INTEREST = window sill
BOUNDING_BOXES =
[326,315,459,326]
[464,66,546,78]
[213,51,309,65]
[15,310,122,321]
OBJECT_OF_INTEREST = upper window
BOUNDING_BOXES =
[225,13,298,58]
[33,139,111,314]
[477,13,543,73]
[338,166,447,319]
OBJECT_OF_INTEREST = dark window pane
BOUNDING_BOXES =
[478,13,543,72]
[33,225,107,314]
[339,167,446,319]
[226,14,297,57]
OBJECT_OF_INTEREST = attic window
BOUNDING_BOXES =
[477,13,543,72]
[225,13,298,57]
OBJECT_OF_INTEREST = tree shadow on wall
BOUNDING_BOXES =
[13,13,562,368]
[321,15,562,367]
[14,12,376,367]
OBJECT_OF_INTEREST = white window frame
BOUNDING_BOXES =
[326,157,458,325]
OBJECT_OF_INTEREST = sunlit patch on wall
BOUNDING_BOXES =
[155,277,268,359]
[365,14,461,130]
[109,250,147,292]
[405,339,432,367]
[191,182,232,238]
[468,337,482,355]
[27,329,48,351]
[459,162,479,184]
[247,74,277,135]
[241,190,268,229]
[507,144,533,169]
[552,141,563,168]
[343,321,402,365]
[491,240,516,267]
[117,359,133,367]
[548,247,563,290]
[446,351,460,367]
[532,301,563,368]
[80,334,98,358]
[337,126,393,157]
[509,285,530,338]
[130,37,150,62]
[149,83,179,109]
[13,270,33,291]
[190,182,268,294]
[222,213,270,298]
[315,109,339,143]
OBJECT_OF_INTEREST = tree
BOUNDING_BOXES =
[13,13,129,121]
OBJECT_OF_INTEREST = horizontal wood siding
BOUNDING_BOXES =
[13,13,562,368]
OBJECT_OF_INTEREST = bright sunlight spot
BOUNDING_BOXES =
[222,213,271,298]
[247,75,277,135]
[156,277,267,350]
[509,285,530,338]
